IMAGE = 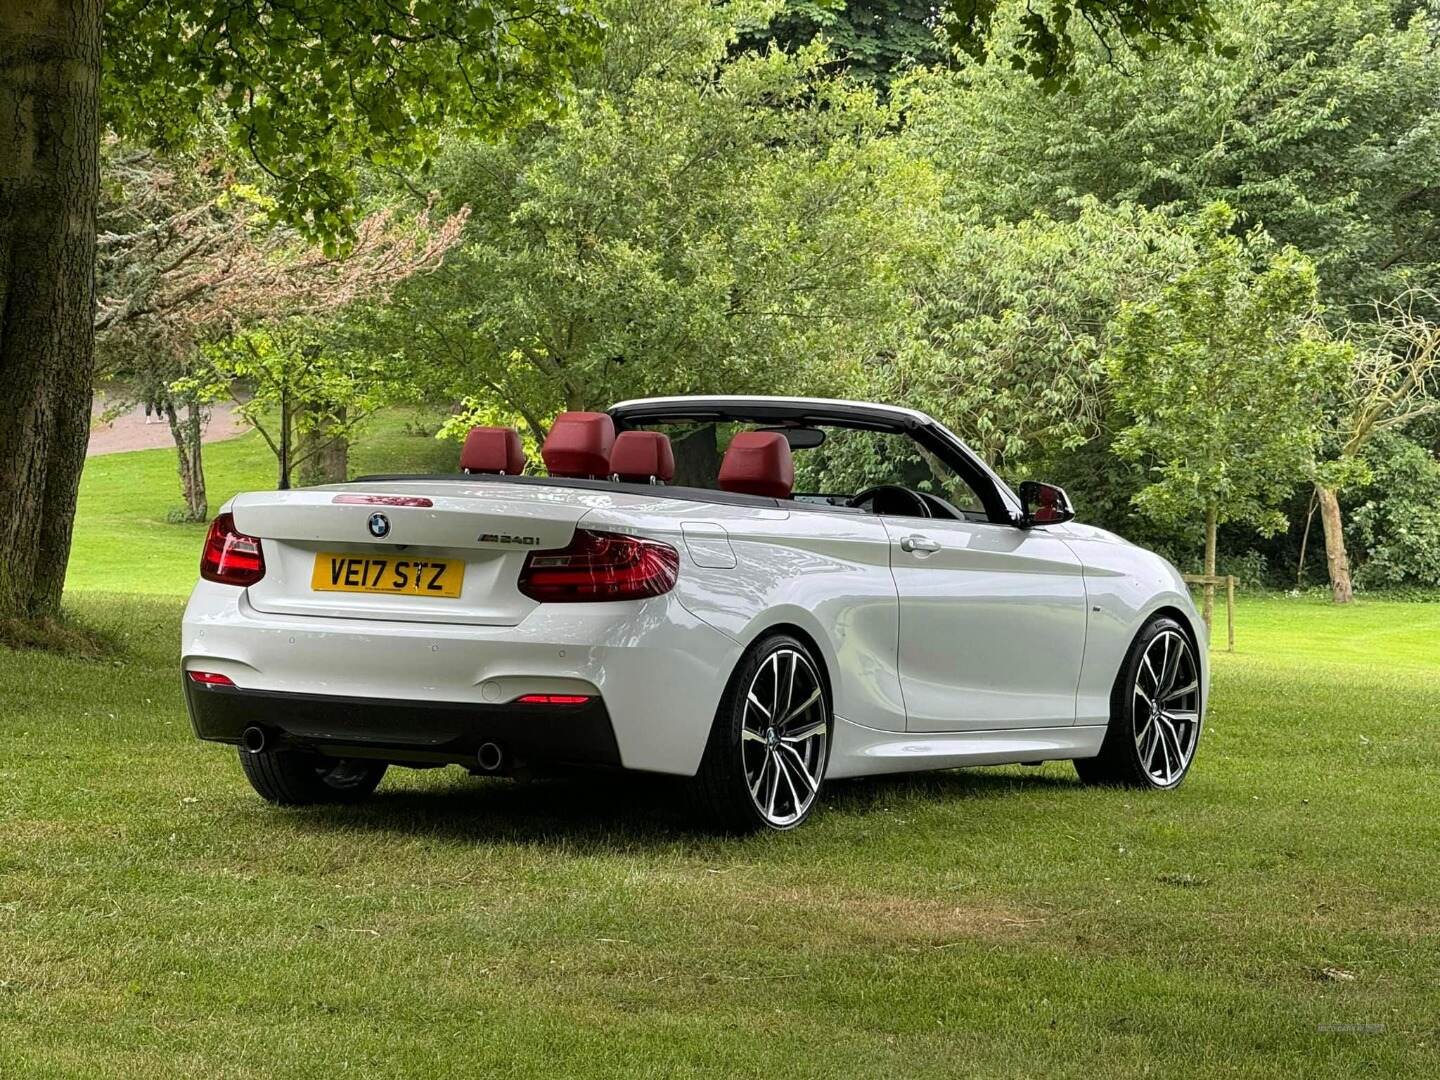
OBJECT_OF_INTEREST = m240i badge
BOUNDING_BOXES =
[477,532,542,546]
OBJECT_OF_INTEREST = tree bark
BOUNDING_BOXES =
[1296,490,1318,588]
[1202,504,1218,629]
[0,0,101,620]
[1316,484,1354,605]
[671,424,720,488]
[164,395,208,521]
[299,404,349,486]
[277,391,291,489]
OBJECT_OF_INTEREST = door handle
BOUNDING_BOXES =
[900,535,941,553]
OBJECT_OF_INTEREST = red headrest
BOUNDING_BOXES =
[718,431,793,500]
[460,426,526,475]
[541,411,616,478]
[609,431,675,484]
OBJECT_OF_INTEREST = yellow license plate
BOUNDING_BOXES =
[311,553,464,598]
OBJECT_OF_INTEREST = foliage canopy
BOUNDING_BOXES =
[1107,205,1350,536]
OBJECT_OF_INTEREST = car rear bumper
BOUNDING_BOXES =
[184,678,622,769]
[181,580,742,775]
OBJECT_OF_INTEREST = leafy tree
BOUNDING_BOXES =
[884,198,1197,473]
[0,0,598,623]
[1313,291,1440,601]
[185,325,388,490]
[0,0,1218,622]
[360,0,938,461]
[1348,431,1440,591]
[904,0,1440,320]
[1106,205,1349,623]
[738,1,948,89]
[943,0,1219,91]
[93,134,243,522]
[95,142,467,514]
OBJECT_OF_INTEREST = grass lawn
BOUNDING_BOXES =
[68,411,456,594]
[2,426,1437,1077]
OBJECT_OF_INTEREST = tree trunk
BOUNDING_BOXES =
[1202,504,1218,629]
[1316,483,1354,605]
[1296,490,1318,588]
[277,391,291,489]
[164,396,208,521]
[0,0,102,620]
[299,404,349,486]
[671,424,720,488]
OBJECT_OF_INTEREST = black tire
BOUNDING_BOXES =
[690,633,832,833]
[1075,615,1202,789]
[237,748,388,805]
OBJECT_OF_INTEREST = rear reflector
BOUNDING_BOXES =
[514,694,593,705]
[187,670,235,686]
[518,529,679,603]
[200,513,265,586]
[332,494,434,507]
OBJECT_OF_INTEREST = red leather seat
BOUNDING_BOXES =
[718,431,793,499]
[460,426,525,475]
[609,431,675,484]
[541,411,616,478]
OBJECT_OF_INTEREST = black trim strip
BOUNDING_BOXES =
[184,679,623,768]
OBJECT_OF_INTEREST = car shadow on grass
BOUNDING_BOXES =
[286,764,1085,851]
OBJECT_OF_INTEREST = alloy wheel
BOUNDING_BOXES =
[1132,629,1201,786]
[741,647,828,827]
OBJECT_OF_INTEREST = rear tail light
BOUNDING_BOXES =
[187,670,235,687]
[514,693,593,705]
[200,513,266,586]
[518,529,679,602]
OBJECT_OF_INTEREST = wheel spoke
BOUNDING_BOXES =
[1165,708,1199,726]
[1141,653,1161,694]
[1164,679,1198,704]
[766,754,781,818]
[1143,723,1161,773]
[746,691,771,721]
[1159,634,1179,696]
[775,752,802,814]
[1134,713,1154,751]
[750,751,770,798]
[784,651,798,721]
[782,719,826,744]
[1158,713,1189,771]
[782,686,821,727]
[779,743,818,793]
[770,652,785,718]
[1156,722,1173,781]
[741,728,768,745]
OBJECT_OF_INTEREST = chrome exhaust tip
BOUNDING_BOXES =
[240,726,267,755]
[476,741,505,773]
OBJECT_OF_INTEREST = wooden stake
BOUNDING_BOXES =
[1226,575,1236,652]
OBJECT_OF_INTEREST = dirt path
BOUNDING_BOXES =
[87,395,250,457]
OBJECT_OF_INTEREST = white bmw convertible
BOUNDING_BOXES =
[182,396,1207,831]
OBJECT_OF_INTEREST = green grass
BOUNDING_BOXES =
[2,424,1437,1076]
[68,411,456,594]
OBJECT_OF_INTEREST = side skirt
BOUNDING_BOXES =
[825,715,1108,779]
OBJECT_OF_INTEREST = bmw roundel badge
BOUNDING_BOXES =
[367,512,391,539]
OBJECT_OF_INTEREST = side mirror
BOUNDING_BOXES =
[1019,481,1075,527]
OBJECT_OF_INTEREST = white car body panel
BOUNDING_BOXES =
[181,397,1208,787]
[880,516,1088,731]
[1055,521,1211,725]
